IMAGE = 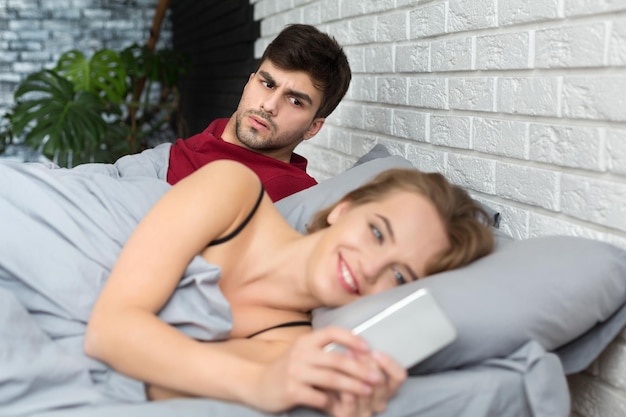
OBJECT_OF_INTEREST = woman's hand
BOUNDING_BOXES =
[326,351,407,417]
[250,326,406,416]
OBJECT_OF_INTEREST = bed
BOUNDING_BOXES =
[1,143,625,417]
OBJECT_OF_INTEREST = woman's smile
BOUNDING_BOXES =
[338,254,360,295]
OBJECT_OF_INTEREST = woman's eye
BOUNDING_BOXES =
[394,270,407,286]
[370,224,383,243]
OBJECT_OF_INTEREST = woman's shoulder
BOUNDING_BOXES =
[196,159,257,177]
[189,160,261,191]
[165,160,267,248]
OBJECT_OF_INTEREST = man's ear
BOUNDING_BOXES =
[327,200,352,225]
[242,73,255,91]
[244,72,255,86]
[303,117,325,141]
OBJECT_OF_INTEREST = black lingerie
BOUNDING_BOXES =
[208,184,265,246]
[247,320,312,338]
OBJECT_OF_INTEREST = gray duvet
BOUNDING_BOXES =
[0,151,570,417]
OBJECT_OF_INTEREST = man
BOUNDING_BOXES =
[166,24,352,201]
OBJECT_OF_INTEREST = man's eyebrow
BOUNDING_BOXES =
[258,70,313,106]
[376,213,420,282]
[286,89,313,106]
[258,70,275,84]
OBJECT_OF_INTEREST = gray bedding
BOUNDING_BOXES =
[0,150,571,417]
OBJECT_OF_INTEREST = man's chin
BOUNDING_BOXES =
[237,131,269,151]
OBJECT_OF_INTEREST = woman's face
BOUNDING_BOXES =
[307,190,450,308]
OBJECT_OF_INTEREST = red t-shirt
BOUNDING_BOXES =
[167,119,317,201]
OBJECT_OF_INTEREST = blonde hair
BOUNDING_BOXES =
[306,168,495,276]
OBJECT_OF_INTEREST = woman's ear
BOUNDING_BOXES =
[326,200,352,225]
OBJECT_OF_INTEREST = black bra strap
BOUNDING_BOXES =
[209,184,265,247]
[247,320,312,338]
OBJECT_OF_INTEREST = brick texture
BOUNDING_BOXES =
[251,2,626,415]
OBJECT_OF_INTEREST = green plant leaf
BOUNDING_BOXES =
[90,49,127,102]
[4,41,189,165]
[156,48,190,86]
[54,50,89,89]
[56,49,127,103]
[10,70,107,156]
[120,43,149,79]
[120,44,189,86]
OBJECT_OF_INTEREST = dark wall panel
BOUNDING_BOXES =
[170,1,259,135]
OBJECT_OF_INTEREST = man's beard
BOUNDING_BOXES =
[235,110,280,151]
[235,110,306,151]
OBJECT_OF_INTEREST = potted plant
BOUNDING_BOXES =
[0,43,189,167]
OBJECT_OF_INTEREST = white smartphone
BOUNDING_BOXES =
[323,288,457,369]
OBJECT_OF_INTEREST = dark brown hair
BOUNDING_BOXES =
[259,24,351,119]
[307,168,495,276]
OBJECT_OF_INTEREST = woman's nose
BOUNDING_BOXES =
[361,255,389,286]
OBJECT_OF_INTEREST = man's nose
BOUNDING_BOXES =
[260,91,279,115]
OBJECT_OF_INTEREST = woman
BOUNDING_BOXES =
[83,159,494,417]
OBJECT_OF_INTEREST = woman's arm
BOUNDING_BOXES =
[146,326,386,407]
[85,160,268,402]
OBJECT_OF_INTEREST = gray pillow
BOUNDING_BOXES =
[352,143,393,165]
[276,144,500,232]
[276,150,413,233]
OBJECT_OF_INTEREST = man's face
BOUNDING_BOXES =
[226,60,325,161]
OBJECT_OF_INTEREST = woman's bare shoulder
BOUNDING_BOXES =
[193,160,259,183]
[178,160,262,202]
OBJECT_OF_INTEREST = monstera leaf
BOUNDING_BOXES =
[56,49,127,103]
[10,70,107,155]
[120,44,150,80]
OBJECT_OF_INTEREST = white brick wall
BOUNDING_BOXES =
[251,0,626,416]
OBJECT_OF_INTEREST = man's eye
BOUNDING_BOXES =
[290,97,302,107]
[262,81,274,89]
[370,224,383,243]
[394,270,407,286]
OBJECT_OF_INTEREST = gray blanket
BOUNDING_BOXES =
[0,151,570,417]
[0,160,231,416]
